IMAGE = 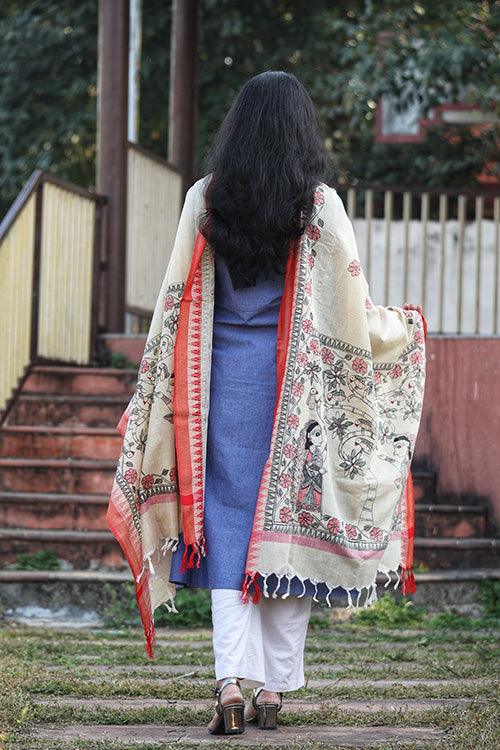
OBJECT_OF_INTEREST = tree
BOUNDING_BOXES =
[0,0,498,217]
[0,1,97,215]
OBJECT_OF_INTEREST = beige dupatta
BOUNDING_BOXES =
[107,176,427,655]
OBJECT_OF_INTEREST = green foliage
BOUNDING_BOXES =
[479,579,500,625]
[102,583,212,629]
[101,583,140,629]
[13,549,60,571]
[352,593,427,628]
[197,0,499,186]
[155,588,212,628]
[0,0,98,216]
[353,583,500,631]
[307,611,331,630]
[91,345,138,371]
[1,1,498,218]
[427,611,477,630]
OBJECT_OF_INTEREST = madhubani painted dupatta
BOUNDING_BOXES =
[107,176,427,656]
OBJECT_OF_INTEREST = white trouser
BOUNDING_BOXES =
[211,588,312,692]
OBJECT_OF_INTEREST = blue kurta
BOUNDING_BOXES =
[169,252,343,602]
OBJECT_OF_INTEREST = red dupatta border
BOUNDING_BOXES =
[173,231,208,571]
[401,309,428,595]
[107,401,156,657]
[242,238,301,603]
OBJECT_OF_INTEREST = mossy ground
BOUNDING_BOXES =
[1,596,498,749]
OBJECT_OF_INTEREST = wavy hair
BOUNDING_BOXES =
[200,71,331,288]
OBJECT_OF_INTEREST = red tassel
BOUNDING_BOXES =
[145,623,155,659]
[251,576,262,604]
[421,312,428,341]
[401,567,417,595]
[241,572,262,604]
[188,546,196,567]
[241,573,251,603]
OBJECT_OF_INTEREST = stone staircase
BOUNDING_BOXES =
[0,364,498,621]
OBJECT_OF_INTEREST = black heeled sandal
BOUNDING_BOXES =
[250,686,283,729]
[208,677,245,735]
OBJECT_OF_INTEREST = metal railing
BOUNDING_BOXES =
[336,183,500,335]
[126,142,183,326]
[0,171,105,421]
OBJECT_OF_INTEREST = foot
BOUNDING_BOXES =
[207,677,244,734]
[216,678,244,708]
[244,688,281,722]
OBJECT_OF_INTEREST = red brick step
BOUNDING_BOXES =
[0,492,108,531]
[23,365,137,396]
[0,426,122,460]
[6,394,130,428]
[411,470,436,503]
[415,503,488,539]
[0,458,116,494]
[0,490,485,541]
[414,537,499,570]
[0,527,124,569]
[0,527,498,571]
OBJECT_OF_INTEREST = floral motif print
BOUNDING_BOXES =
[116,282,185,520]
[298,511,313,527]
[345,523,358,540]
[141,474,155,490]
[302,318,313,334]
[164,294,175,311]
[306,225,321,241]
[352,356,368,374]
[327,517,340,535]
[389,364,403,379]
[269,242,426,552]
[348,259,361,276]
[124,468,138,484]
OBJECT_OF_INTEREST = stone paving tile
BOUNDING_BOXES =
[85,639,211,650]
[36,723,446,746]
[82,637,475,652]
[41,669,495,689]
[50,662,404,675]
[34,695,481,714]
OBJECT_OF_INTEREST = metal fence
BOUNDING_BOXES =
[126,143,183,325]
[336,183,500,335]
[0,171,105,420]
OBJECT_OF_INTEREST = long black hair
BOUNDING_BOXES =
[200,71,331,289]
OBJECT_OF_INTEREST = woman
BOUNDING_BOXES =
[107,71,427,736]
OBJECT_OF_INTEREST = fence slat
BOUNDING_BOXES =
[420,193,429,314]
[402,191,411,304]
[384,190,393,306]
[494,197,500,335]
[365,189,373,288]
[438,193,448,334]
[475,196,483,334]
[456,195,466,334]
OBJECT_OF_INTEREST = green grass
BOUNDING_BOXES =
[9,549,61,571]
[351,583,500,631]
[103,584,212,629]
[1,617,498,750]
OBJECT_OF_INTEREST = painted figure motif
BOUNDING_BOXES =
[294,420,327,513]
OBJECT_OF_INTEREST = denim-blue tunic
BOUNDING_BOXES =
[169,252,343,602]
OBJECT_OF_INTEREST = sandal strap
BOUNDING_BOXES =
[252,687,283,711]
[213,676,241,698]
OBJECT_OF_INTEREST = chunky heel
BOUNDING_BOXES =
[208,677,245,735]
[222,703,245,733]
[248,687,283,730]
[256,702,279,729]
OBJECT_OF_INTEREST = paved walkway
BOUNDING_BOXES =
[2,622,497,748]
